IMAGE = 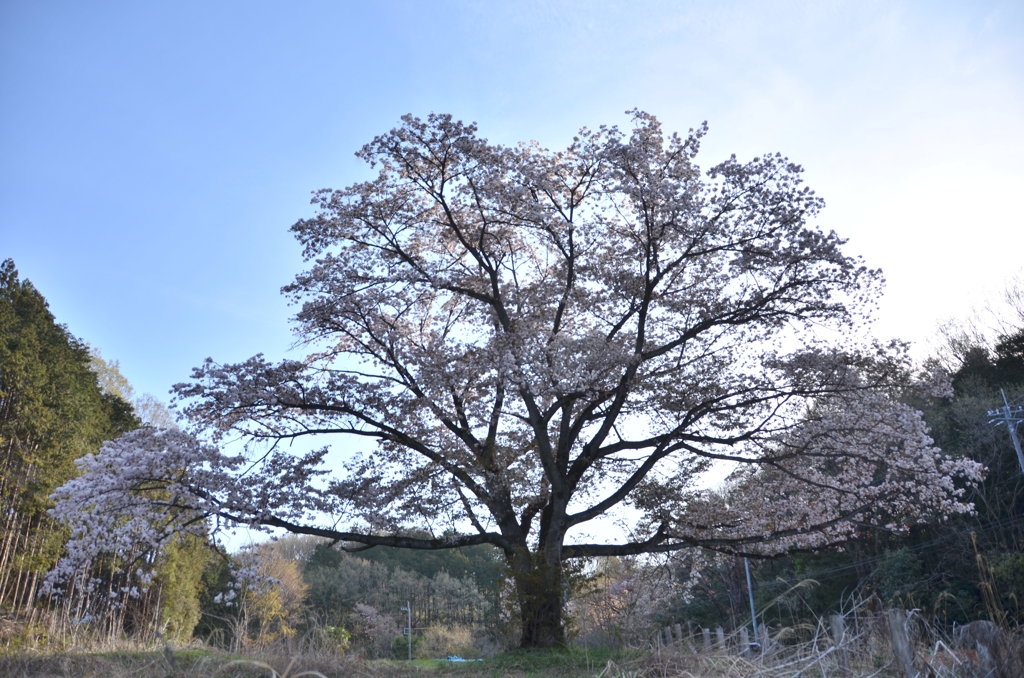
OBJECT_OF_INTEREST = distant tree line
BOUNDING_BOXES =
[190,535,504,656]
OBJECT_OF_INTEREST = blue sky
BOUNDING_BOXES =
[2,0,1023,407]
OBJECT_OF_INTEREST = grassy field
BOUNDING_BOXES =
[3,628,1018,678]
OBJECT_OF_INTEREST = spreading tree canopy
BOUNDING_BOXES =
[48,113,982,647]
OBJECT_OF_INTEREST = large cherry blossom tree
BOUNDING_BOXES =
[48,112,982,647]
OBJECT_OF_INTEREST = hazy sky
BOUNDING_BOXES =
[3,0,1022,407]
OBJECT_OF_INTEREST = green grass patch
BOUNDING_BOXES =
[371,647,645,677]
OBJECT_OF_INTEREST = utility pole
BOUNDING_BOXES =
[987,389,1024,475]
[401,602,412,660]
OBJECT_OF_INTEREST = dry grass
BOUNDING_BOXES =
[0,647,363,678]
[2,609,1023,678]
[1,648,613,678]
[628,610,1024,678]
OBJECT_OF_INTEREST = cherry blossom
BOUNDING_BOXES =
[48,112,983,647]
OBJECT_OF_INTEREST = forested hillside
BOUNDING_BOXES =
[0,259,139,619]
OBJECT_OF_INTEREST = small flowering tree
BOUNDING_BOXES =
[47,112,982,648]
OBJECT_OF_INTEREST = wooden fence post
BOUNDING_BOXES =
[830,614,850,677]
[885,609,916,678]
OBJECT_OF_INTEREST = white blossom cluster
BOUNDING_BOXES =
[657,388,984,555]
[44,427,329,596]
[212,549,281,607]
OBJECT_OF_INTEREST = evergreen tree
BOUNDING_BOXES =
[0,259,138,615]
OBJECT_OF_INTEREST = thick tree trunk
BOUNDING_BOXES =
[512,549,565,649]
